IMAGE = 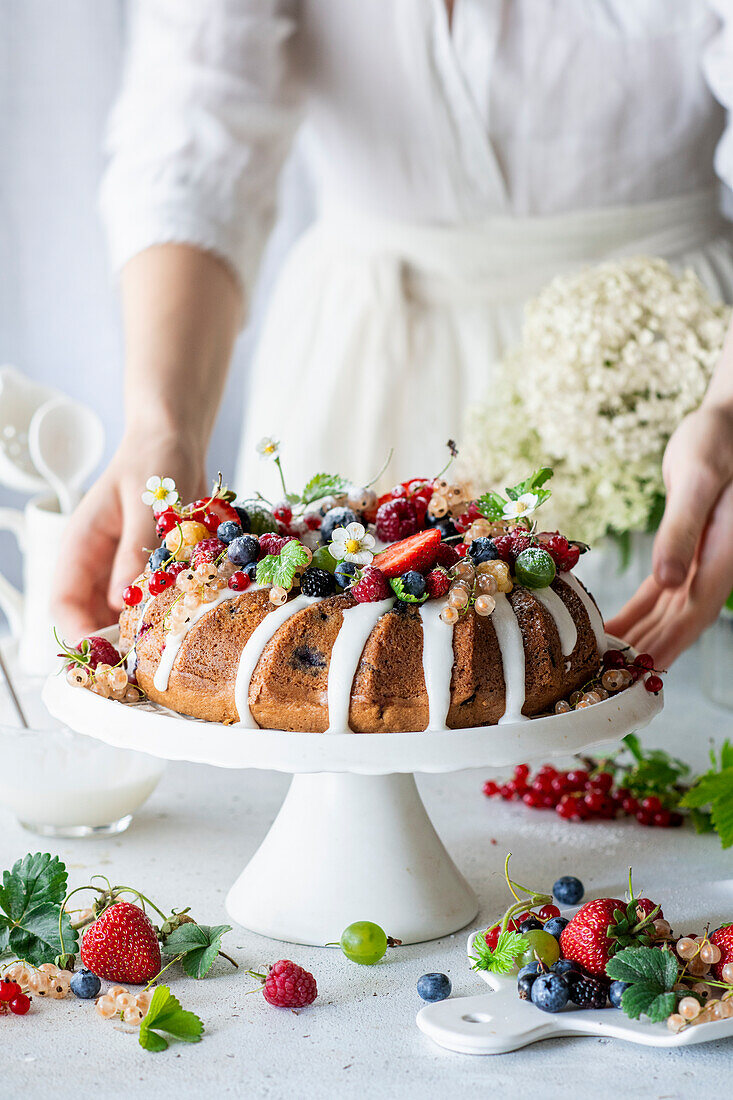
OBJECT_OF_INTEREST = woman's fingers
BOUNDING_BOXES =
[52,490,122,640]
[605,574,663,641]
[107,494,155,612]
[652,460,722,588]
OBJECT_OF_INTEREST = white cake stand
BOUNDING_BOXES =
[42,630,662,947]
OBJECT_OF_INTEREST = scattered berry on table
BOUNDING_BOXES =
[339,921,388,965]
[570,975,608,1009]
[70,969,101,999]
[608,980,629,1008]
[227,534,260,567]
[261,960,317,1008]
[417,973,452,1002]
[300,567,336,598]
[217,520,243,544]
[351,566,390,603]
[321,507,358,543]
[375,499,419,543]
[544,917,570,940]
[228,571,251,592]
[530,972,569,1013]
[122,585,143,607]
[553,877,584,906]
[335,561,358,588]
[80,902,162,984]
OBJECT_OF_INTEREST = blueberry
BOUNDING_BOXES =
[227,535,260,567]
[544,916,570,940]
[417,973,452,1002]
[148,546,170,571]
[518,962,541,981]
[400,570,426,598]
[517,974,535,1000]
[467,537,499,564]
[530,972,569,1013]
[425,514,458,540]
[518,917,543,933]
[553,876,584,906]
[234,506,251,532]
[70,969,101,999]
[609,980,629,1009]
[217,520,243,545]
[553,958,581,978]
[335,561,358,588]
[243,562,258,580]
[320,507,357,543]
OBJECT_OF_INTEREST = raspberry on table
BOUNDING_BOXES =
[262,960,317,1008]
[375,499,419,542]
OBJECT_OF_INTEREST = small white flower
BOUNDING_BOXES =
[256,437,280,460]
[329,522,376,565]
[142,476,179,513]
[502,493,539,520]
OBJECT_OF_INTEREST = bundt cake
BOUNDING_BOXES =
[105,462,612,732]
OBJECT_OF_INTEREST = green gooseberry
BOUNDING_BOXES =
[514,547,556,589]
[311,546,338,574]
[339,921,388,965]
[516,929,561,969]
[245,503,279,535]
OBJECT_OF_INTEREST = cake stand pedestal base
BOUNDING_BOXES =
[226,772,478,946]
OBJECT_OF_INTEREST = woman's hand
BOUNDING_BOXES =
[52,432,207,641]
[607,402,733,667]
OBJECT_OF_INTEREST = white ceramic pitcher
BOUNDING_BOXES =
[0,493,69,675]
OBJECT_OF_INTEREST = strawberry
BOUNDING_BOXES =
[80,902,161,984]
[425,567,450,598]
[710,924,733,981]
[559,896,659,978]
[374,529,441,578]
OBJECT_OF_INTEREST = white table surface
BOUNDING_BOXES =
[2,642,732,1099]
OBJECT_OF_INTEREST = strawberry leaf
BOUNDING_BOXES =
[273,542,310,589]
[475,491,508,521]
[506,467,553,501]
[139,986,203,1052]
[469,930,529,975]
[606,945,679,1022]
[300,473,349,507]
[161,923,233,980]
[0,853,78,966]
[620,984,677,1023]
[256,555,278,586]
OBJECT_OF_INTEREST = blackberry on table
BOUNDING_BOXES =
[570,975,608,1009]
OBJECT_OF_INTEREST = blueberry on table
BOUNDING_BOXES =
[530,972,569,1013]
[552,876,584,906]
[70,969,101,999]
[609,980,630,1008]
[544,916,570,939]
[517,973,535,1000]
[417,973,452,1002]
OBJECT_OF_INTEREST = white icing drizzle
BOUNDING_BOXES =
[491,591,528,724]
[419,600,455,730]
[532,586,577,659]
[326,599,394,732]
[153,586,248,693]
[127,596,154,674]
[234,594,318,728]
[560,571,607,654]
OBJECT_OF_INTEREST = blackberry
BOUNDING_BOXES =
[301,567,335,598]
[467,537,499,564]
[320,507,357,543]
[570,975,608,1009]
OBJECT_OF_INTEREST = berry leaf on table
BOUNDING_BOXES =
[161,922,233,980]
[300,472,349,506]
[138,985,203,1053]
[0,853,78,966]
[605,946,679,1022]
[469,930,529,975]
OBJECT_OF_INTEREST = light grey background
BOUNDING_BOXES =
[0,0,312,611]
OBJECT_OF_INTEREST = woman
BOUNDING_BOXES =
[54,0,733,668]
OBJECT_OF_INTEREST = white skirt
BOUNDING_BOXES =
[237,188,733,499]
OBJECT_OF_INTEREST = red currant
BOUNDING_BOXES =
[563,544,580,570]
[455,543,468,557]
[591,771,613,793]
[645,674,663,694]
[522,791,542,807]
[641,795,662,813]
[9,993,30,1015]
[634,652,655,670]
[273,502,293,525]
[546,534,569,567]
[542,793,557,808]
[621,796,639,814]
[636,810,653,826]
[566,769,589,789]
[0,980,20,1002]
[551,774,571,795]
[155,508,180,537]
[652,809,671,828]
[538,904,560,921]
[304,513,322,531]
[122,584,143,607]
[482,780,500,797]
[454,514,472,533]
[584,790,605,813]
[228,571,251,592]
[602,649,626,668]
[499,784,515,800]
[148,569,174,596]
[513,764,530,783]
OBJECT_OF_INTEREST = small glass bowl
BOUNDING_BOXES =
[0,722,166,837]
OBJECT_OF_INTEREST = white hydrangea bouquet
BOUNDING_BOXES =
[462,257,729,558]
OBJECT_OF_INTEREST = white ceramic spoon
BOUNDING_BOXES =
[0,366,59,493]
[28,397,105,514]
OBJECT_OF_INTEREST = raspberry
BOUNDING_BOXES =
[434,543,460,568]
[375,499,419,542]
[492,534,514,562]
[352,566,390,603]
[510,535,532,558]
[191,538,225,568]
[167,561,189,579]
[300,567,336,598]
[259,533,295,556]
[71,636,121,671]
[425,567,450,599]
[263,960,317,1008]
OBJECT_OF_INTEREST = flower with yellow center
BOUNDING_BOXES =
[256,436,280,460]
[141,476,179,513]
[502,492,539,520]
[329,522,376,566]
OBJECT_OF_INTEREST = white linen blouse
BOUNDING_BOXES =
[101,0,733,298]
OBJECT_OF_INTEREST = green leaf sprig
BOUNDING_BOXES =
[160,922,236,980]
[0,853,78,966]
[139,985,203,1053]
[476,467,553,522]
[256,540,312,589]
[681,741,733,848]
[469,854,551,975]
[605,945,680,1023]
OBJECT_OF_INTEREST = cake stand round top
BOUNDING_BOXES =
[42,632,662,775]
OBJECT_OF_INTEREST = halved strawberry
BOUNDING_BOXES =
[374,528,441,578]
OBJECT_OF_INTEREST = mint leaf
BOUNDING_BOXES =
[0,853,78,967]
[470,930,529,975]
[161,923,233,980]
[274,541,310,590]
[389,577,428,604]
[301,473,348,506]
[139,986,203,1052]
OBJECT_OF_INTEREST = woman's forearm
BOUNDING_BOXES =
[120,243,243,457]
